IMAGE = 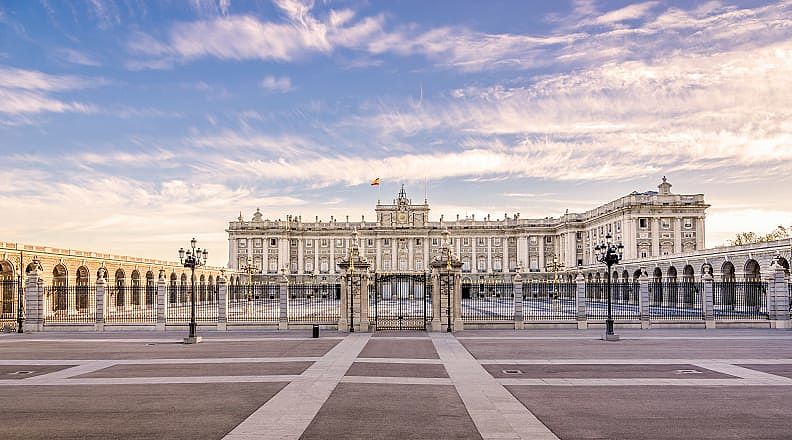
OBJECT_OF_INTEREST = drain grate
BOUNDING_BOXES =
[673,369,703,375]
[9,371,33,375]
[502,369,524,375]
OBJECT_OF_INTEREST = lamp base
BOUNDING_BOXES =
[183,336,203,344]
[601,333,620,342]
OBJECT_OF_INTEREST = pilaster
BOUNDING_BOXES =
[513,272,524,330]
[638,268,650,329]
[279,276,289,330]
[768,262,790,328]
[702,272,716,328]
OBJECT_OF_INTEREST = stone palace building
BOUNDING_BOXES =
[227,178,709,282]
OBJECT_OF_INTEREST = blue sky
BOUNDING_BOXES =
[1,0,791,266]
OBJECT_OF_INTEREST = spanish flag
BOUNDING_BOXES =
[370,178,380,186]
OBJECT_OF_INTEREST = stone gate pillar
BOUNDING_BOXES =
[23,267,43,332]
[338,230,372,332]
[575,273,587,330]
[513,271,524,330]
[768,259,790,329]
[638,268,650,329]
[156,270,166,331]
[429,230,463,332]
[702,267,715,329]
[217,273,228,331]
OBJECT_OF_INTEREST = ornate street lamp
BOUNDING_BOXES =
[594,233,623,341]
[179,238,208,344]
[444,231,453,333]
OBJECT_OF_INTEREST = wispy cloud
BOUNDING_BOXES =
[260,75,293,93]
[0,66,101,116]
[54,48,101,66]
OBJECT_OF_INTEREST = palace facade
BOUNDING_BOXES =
[226,177,708,281]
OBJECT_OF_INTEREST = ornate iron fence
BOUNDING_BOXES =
[287,283,340,324]
[1,280,20,331]
[712,281,768,320]
[43,285,95,324]
[648,281,704,320]
[105,284,156,323]
[166,284,218,323]
[227,284,279,323]
[523,281,576,321]
[461,282,513,321]
[585,282,640,321]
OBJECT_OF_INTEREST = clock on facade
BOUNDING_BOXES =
[397,212,408,223]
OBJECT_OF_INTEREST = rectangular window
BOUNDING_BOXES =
[530,236,537,244]
[432,238,438,246]
[269,238,276,247]
[415,260,423,271]
[253,238,262,248]
[305,262,313,273]
[367,239,374,246]
[290,239,297,247]
[639,218,648,229]
[577,259,583,266]
[415,238,422,246]
[383,238,391,246]
[661,219,671,229]
[494,238,501,246]
[321,239,328,247]
[268,260,277,273]
[576,232,582,240]
[478,237,486,246]
[545,236,552,244]
[383,260,391,271]
[463,237,470,246]
[238,239,247,248]
[616,221,622,232]
[684,218,693,229]
[306,240,313,247]
[607,224,612,233]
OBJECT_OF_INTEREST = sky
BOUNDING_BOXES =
[1,0,791,267]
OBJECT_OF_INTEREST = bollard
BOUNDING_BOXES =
[312,324,319,338]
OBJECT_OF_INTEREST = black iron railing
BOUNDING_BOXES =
[648,281,704,320]
[287,283,340,324]
[713,281,768,320]
[461,282,513,321]
[523,282,576,321]
[166,284,218,323]
[227,284,279,323]
[585,282,640,321]
[105,285,156,323]
[43,284,95,324]
[0,280,19,331]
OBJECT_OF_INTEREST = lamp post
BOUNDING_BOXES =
[594,233,623,341]
[179,238,208,344]
[545,254,565,300]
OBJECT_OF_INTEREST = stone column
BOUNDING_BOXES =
[338,274,349,331]
[517,236,528,270]
[538,236,545,273]
[297,239,304,275]
[430,269,441,331]
[503,238,510,273]
[767,262,790,328]
[471,237,477,274]
[651,218,660,257]
[452,272,463,331]
[156,272,166,331]
[359,272,371,332]
[330,241,336,274]
[279,275,289,330]
[313,240,319,273]
[673,217,682,255]
[638,269,650,329]
[486,238,492,273]
[391,239,397,271]
[408,239,414,271]
[513,272,524,330]
[702,271,715,329]
[575,273,587,329]
[95,276,105,332]
[217,275,228,331]
[375,238,382,271]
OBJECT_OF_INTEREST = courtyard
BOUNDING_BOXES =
[2,328,792,439]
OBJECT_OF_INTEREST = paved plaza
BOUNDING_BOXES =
[2,329,792,439]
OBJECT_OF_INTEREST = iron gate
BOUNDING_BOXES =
[371,272,431,330]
